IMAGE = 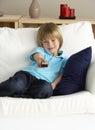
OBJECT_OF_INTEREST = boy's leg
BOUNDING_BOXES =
[26,79,53,99]
[0,71,33,97]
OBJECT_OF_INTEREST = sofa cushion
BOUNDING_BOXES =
[53,47,92,96]
[0,91,94,116]
[86,57,95,94]
[59,21,95,58]
[0,27,38,82]
[0,21,95,83]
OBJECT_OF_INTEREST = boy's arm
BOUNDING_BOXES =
[33,52,45,67]
[51,72,63,90]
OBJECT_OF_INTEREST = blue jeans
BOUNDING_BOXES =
[0,71,53,99]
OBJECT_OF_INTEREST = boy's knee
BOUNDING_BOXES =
[39,80,53,98]
[29,80,53,99]
[8,77,27,94]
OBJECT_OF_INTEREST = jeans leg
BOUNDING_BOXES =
[0,71,30,97]
[27,79,53,99]
[0,70,53,98]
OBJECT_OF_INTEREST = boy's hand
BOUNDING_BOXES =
[33,53,48,67]
[51,82,56,90]
[37,58,46,67]
[51,72,63,90]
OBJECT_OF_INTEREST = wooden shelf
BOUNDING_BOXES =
[0,15,95,35]
[19,16,95,28]
[0,15,22,28]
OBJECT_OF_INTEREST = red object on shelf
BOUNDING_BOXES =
[63,6,70,17]
[60,4,75,19]
[60,4,68,17]
[70,8,75,17]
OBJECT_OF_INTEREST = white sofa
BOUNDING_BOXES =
[0,21,95,130]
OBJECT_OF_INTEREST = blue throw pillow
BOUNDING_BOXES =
[53,47,92,96]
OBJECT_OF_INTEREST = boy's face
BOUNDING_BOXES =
[42,38,60,56]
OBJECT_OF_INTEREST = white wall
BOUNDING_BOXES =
[0,0,95,18]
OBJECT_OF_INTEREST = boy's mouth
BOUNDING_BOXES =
[48,47,55,51]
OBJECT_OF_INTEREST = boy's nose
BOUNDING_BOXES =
[48,41,52,47]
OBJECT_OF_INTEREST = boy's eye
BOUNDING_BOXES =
[43,41,48,44]
[52,39,55,42]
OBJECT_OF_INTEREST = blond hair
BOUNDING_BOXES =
[37,22,63,49]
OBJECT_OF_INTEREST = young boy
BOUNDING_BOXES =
[0,23,68,98]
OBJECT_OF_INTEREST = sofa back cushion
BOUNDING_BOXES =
[0,21,95,83]
[0,28,38,82]
[59,21,95,57]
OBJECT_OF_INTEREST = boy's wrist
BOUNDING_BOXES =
[51,82,56,90]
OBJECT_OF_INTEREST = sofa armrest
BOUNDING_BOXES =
[86,60,95,94]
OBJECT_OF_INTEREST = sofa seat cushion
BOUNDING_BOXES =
[0,91,95,116]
